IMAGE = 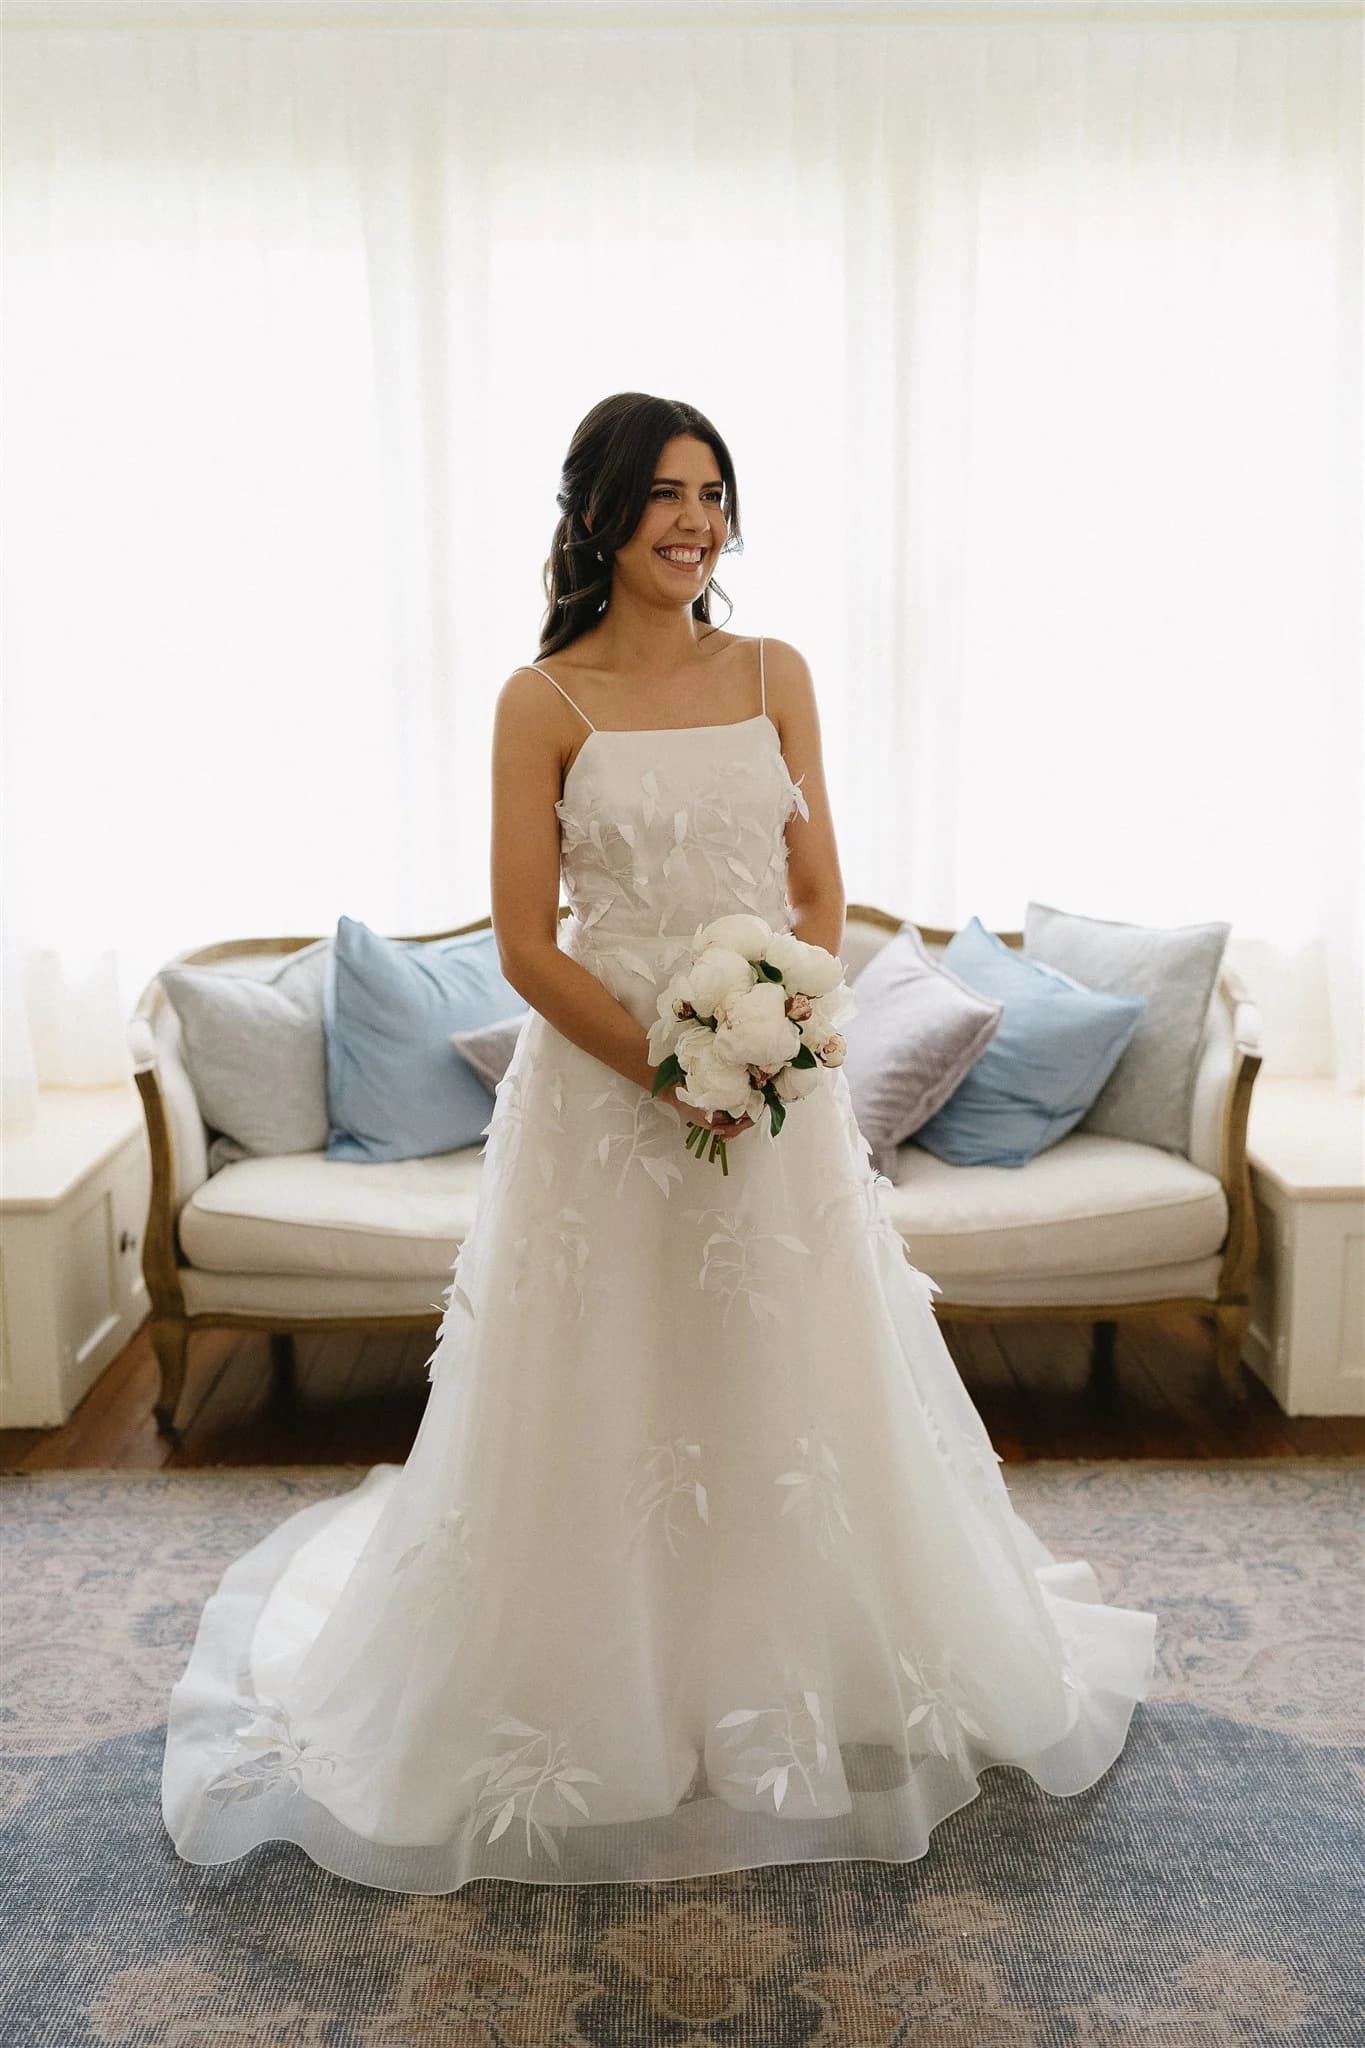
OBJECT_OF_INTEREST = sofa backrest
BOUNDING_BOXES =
[129,905,1242,1200]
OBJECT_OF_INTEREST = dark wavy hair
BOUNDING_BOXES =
[538,393,744,656]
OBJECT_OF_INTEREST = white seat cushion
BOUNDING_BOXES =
[885,1130,1228,1281]
[181,1269,464,1318]
[179,1148,485,1278]
[180,1128,1227,1300]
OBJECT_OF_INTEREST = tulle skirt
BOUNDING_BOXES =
[162,991,1157,1893]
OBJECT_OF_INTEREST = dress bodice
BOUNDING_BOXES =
[553,713,809,949]
[522,642,809,1027]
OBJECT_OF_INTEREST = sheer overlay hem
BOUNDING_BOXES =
[162,1468,1157,1896]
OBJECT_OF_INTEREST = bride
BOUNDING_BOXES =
[161,391,1157,1893]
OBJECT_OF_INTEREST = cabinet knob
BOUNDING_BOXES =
[119,1228,139,1254]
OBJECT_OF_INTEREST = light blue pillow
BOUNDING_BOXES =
[324,916,528,1163]
[910,917,1146,1169]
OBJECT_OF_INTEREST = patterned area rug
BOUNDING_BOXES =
[1,1461,1361,2048]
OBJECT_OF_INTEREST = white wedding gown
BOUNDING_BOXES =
[161,639,1157,1893]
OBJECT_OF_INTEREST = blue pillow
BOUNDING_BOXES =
[910,917,1146,1168]
[324,916,528,1162]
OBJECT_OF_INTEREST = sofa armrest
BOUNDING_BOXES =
[1189,963,1264,1295]
[128,982,212,1316]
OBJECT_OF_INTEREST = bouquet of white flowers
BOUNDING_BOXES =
[647,912,856,1173]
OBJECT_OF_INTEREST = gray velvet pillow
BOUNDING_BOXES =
[842,924,1004,1181]
[159,940,331,1170]
[450,1010,529,1095]
[1023,900,1231,1154]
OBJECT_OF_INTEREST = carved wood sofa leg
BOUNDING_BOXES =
[151,1319,190,1437]
[269,1330,297,1390]
[1214,1306,1250,1403]
[1089,1318,1118,1386]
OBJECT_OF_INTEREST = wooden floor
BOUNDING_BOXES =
[3,1309,1361,1471]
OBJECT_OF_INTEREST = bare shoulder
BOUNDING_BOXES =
[496,657,580,724]
[701,628,815,691]
[493,661,579,770]
[760,635,815,684]
[759,637,819,722]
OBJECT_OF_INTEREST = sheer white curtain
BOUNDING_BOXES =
[2,1,1359,1104]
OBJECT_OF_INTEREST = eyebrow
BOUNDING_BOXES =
[653,476,724,488]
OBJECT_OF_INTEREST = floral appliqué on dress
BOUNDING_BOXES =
[459,1717,603,1867]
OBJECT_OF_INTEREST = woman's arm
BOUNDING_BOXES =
[764,640,846,960]
[489,667,674,1101]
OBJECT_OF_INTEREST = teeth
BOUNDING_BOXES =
[659,549,704,562]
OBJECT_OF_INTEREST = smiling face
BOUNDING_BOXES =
[614,433,730,604]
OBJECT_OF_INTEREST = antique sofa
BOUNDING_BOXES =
[129,904,1263,1436]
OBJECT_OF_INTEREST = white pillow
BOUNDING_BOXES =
[159,940,331,1170]
[1023,900,1231,1154]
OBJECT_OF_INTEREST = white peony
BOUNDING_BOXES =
[712,980,802,1072]
[679,945,757,1022]
[673,1020,716,1069]
[772,1060,822,1103]
[675,1036,764,1120]
[647,990,702,1062]
[646,988,687,1066]
[762,931,845,998]
[695,912,773,959]
[796,982,857,1050]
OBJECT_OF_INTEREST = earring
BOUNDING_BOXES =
[596,549,603,561]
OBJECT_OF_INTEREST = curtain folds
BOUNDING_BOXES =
[2,6,1359,1094]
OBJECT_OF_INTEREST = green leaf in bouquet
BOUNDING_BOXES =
[651,1053,684,1095]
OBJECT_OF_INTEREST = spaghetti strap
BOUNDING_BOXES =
[759,636,766,717]
[516,662,598,735]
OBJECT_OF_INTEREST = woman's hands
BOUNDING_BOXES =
[659,1080,755,1143]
